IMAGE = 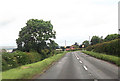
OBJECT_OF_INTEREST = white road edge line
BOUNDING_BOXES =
[79,61,82,63]
[83,65,88,70]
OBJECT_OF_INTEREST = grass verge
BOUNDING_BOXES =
[2,51,68,79]
[82,51,120,66]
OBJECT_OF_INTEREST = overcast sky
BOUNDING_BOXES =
[0,0,119,46]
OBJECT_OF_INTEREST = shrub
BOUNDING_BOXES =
[2,52,19,70]
[41,49,50,59]
[54,50,63,54]
[86,39,120,56]
[2,51,42,71]
[27,51,42,63]
[2,59,10,71]
[2,48,63,71]
[86,45,94,51]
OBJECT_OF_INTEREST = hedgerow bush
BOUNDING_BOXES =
[26,51,42,63]
[41,49,50,59]
[54,50,62,54]
[2,53,19,70]
[85,45,94,51]
[86,39,120,56]
[2,51,42,71]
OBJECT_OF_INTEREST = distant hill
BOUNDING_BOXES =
[0,46,17,53]
[0,46,17,50]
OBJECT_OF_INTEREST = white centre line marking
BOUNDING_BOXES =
[75,55,78,58]
[77,57,79,60]
[75,54,80,60]
[83,65,88,70]
[79,61,82,63]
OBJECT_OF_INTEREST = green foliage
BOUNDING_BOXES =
[2,59,12,71]
[2,52,19,71]
[91,36,103,45]
[74,42,79,46]
[54,50,64,54]
[104,34,120,42]
[82,40,90,48]
[2,51,42,71]
[2,51,67,79]
[16,19,56,53]
[41,49,50,59]
[82,51,120,66]
[85,45,94,51]
[86,39,120,56]
[14,52,30,65]
[28,51,42,63]
[48,40,59,50]
[60,46,66,51]
[73,42,79,48]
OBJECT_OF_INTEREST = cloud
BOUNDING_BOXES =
[0,0,118,46]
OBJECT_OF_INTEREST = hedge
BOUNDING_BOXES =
[86,39,120,56]
[2,51,42,71]
[2,51,67,79]
[2,49,64,71]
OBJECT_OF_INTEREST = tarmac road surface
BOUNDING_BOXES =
[36,51,118,80]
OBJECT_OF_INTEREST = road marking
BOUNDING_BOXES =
[75,55,77,57]
[83,65,88,70]
[77,57,79,59]
[75,55,78,58]
[74,54,77,57]
[74,54,80,60]
[79,61,82,63]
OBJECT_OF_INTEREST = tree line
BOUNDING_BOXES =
[80,34,120,48]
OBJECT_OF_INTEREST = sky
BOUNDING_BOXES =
[0,0,119,46]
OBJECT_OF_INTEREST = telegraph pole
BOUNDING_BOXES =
[64,40,66,51]
[89,36,90,44]
[65,40,66,48]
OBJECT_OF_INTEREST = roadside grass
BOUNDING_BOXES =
[82,51,120,66]
[2,51,68,79]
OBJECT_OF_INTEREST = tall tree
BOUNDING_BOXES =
[48,40,59,50]
[16,19,56,52]
[74,42,79,46]
[82,40,89,48]
[91,36,102,45]
[73,42,79,48]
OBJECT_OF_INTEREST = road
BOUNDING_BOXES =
[36,51,118,80]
